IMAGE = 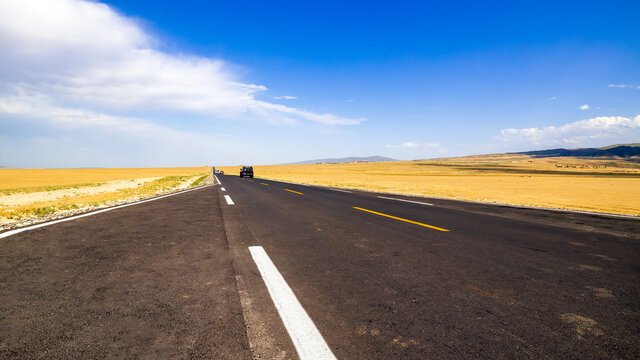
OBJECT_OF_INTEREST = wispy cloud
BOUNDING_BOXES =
[0,0,363,126]
[386,142,443,150]
[273,95,298,100]
[549,96,557,101]
[579,104,590,110]
[499,115,640,147]
[0,95,190,140]
[608,84,640,89]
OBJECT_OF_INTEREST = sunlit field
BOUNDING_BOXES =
[0,167,211,225]
[220,156,640,216]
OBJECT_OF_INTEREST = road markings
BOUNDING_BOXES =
[353,207,449,232]
[377,196,433,206]
[249,179,254,182]
[214,175,221,184]
[221,187,226,191]
[224,195,235,205]
[248,246,336,360]
[330,188,351,193]
[284,189,304,195]
[260,183,269,186]
[0,185,215,240]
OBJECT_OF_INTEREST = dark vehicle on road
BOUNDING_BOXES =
[240,166,253,178]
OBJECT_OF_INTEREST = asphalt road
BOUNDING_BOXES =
[1,175,639,359]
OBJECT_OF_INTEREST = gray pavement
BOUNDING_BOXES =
[1,175,639,359]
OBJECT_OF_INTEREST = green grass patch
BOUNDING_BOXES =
[190,174,208,187]
[31,207,55,216]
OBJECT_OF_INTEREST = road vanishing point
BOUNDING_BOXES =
[1,175,639,359]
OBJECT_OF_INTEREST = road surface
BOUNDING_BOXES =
[1,175,639,359]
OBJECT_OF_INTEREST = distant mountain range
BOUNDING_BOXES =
[515,144,640,158]
[285,156,397,165]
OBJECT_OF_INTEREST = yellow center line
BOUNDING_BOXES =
[261,183,269,186]
[284,189,304,195]
[249,179,254,182]
[353,207,450,232]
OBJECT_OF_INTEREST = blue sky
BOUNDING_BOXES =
[1,0,639,167]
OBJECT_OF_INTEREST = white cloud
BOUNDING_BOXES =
[579,104,590,110]
[500,115,640,147]
[0,0,362,126]
[401,142,420,148]
[273,95,297,100]
[607,84,640,89]
[549,96,557,101]
[0,95,189,139]
[386,142,443,150]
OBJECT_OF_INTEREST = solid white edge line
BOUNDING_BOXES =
[214,174,221,184]
[224,195,235,205]
[377,196,433,206]
[248,246,336,360]
[330,188,351,193]
[0,185,215,240]
[221,187,226,191]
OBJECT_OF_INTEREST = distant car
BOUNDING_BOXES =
[219,170,224,175]
[240,166,253,178]
[214,170,220,174]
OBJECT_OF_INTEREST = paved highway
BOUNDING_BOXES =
[1,175,639,359]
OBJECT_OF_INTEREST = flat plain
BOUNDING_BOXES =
[220,155,640,216]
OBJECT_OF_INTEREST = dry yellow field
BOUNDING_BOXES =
[0,167,209,191]
[0,167,211,225]
[220,156,640,216]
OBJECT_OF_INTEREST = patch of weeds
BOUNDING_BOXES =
[0,210,23,220]
[32,207,55,216]
[58,203,80,211]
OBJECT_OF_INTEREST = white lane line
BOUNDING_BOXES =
[377,196,434,206]
[330,188,351,193]
[0,185,215,240]
[221,187,226,191]
[248,246,336,360]
[214,174,221,184]
[224,195,235,205]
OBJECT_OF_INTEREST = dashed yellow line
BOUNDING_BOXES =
[284,189,304,195]
[353,207,450,232]
[261,183,269,186]
[249,179,254,182]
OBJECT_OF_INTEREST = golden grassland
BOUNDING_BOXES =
[0,167,209,192]
[220,155,640,216]
[0,167,211,223]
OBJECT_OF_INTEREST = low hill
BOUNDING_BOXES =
[516,145,640,158]
[599,143,640,150]
[286,156,397,165]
